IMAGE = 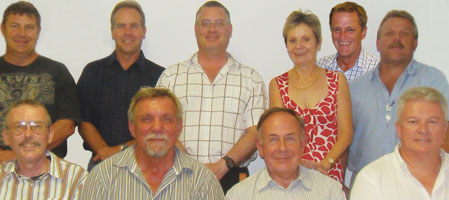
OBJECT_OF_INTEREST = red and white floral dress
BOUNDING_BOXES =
[275,69,343,183]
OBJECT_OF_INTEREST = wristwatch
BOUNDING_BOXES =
[223,156,236,169]
[327,158,335,165]
[119,144,128,151]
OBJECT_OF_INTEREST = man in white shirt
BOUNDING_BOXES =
[226,108,345,199]
[351,87,449,200]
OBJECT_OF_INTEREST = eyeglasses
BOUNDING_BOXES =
[198,20,228,29]
[6,121,50,136]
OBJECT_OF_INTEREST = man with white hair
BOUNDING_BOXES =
[81,88,224,199]
[351,87,449,199]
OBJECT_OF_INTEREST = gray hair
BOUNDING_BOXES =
[377,10,418,40]
[257,107,305,144]
[4,99,51,127]
[397,87,447,122]
[127,87,183,123]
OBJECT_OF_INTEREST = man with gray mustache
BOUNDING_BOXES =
[81,88,224,199]
[0,99,87,199]
[348,10,449,186]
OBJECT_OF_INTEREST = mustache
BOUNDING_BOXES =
[144,134,169,142]
[18,139,41,147]
[388,41,404,49]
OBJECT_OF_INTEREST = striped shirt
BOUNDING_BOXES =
[81,146,224,200]
[0,152,88,200]
[157,53,268,166]
[226,167,345,200]
[317,49,379,82]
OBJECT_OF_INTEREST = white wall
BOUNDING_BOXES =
[0,0,448,179]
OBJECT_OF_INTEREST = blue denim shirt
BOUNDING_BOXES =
[348,60,449,173]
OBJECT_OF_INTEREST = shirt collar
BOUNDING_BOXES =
[188,52,237,73]
[356,49,369,70]
[256,166,310,192]
[171,147,194,175]
[7,152,62,180]
[370,59,417,81]
[395,143,448,172]
[114,145,139,173]
[106,50,147,72]
[332,48,368,71]
[114,146,193,176]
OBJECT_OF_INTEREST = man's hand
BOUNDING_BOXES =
[317,160,331,175]
[93,146,121,161]
[205,159,229,180]
[301,159,330,175]
[0,150,16,163]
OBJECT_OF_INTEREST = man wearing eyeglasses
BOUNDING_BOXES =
[157,1,267,193]
[0,99,87,199]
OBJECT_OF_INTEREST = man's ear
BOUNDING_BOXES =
[395,122,402,140]
[129,121,136,139]
[256,138,264,159]
[2,129,9,146]
[47,127,54,144]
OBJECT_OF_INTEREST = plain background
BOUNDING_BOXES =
[0,0,448,186]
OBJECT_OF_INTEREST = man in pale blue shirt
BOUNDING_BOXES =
[226,108,344,200]
[348,10,449,185]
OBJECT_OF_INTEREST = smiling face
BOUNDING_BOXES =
[286,23,321,67]
[396,99,447,155]
[2,104,53,164]
[129,96,182,158]
[330,12,366,60]
[195,6,232,54]
[111,7,146,57]
[257,111,304,179]
[1,13,39,58]
[377,17,417,66]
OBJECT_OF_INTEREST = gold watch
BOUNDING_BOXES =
[119,144,127,151]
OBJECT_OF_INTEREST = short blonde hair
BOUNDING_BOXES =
[127,87,183,123]
[282,9,321,45]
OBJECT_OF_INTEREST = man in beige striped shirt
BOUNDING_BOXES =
[0,99,87,200]
[81,87,224,199]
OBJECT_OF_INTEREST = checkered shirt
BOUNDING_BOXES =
[317,49,379,82]
[157,53,267,167]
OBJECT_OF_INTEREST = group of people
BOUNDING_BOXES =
[0,0,448,199]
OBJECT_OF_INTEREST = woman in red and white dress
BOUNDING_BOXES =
[269,9,353,184]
